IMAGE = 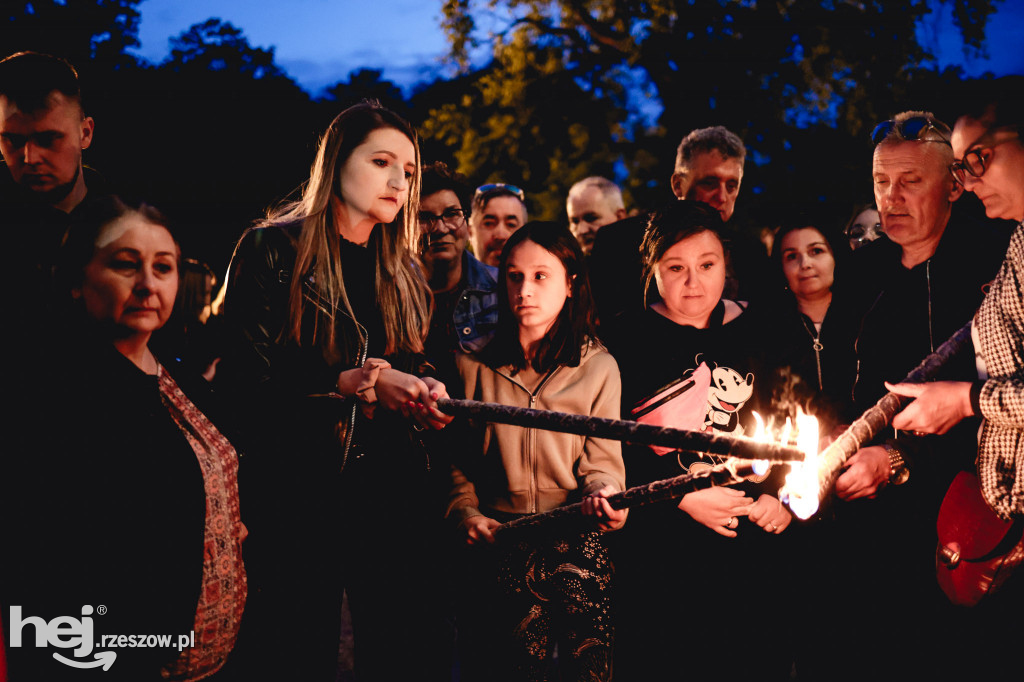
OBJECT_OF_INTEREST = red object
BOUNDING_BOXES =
[936,471,1024,606]
[1,604,7,682]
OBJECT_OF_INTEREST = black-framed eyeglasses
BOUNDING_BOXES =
[845,222,881,243]
[418,207,467,230]
[949,148,988,185]
[474,183,526,203]
[949,134,1020,185]
[871,116,951,147]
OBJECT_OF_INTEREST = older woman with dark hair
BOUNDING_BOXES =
[2,196,246,681]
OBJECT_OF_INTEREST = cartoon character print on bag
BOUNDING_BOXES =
[633,354,768,483]
[704,364,754,435]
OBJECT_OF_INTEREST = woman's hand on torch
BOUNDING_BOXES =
[417,377,455,429]
[582,485,628,532]
[745,494,792,534]
[377,370,453,430]
[885,380,974,435]
[677,487,752,538]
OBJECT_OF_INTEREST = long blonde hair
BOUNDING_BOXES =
[268,101,429,362]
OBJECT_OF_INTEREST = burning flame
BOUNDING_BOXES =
[749,412,770,477]
[748,409,821,520]
[780,408,821,520]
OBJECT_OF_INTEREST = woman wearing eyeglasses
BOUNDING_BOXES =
[842,202,883,251]
[419,162,500,386]
[218,101,454,681]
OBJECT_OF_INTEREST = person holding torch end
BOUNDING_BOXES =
[218,101,454,681]
[445,222,626,681]
[882,80,1024,678]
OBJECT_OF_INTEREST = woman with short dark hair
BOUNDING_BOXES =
[603,200,798,681]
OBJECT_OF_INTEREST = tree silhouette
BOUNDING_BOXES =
[434,0,1003,227]
[167,18,287,81]
[2,0,143,68]
[325,69,409,117]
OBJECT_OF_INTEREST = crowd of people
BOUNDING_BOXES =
[1,48,1022,682]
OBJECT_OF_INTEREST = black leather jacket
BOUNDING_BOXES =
[218,223,427,473]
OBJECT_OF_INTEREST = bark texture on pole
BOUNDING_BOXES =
[495,460,759,536]
[436,398,806,462]
[815,319,974,497]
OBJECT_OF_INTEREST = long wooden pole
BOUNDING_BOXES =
[435,398,806,462]
[813,319,974,497]
[494,459,760,535]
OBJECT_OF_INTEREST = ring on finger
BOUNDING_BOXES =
[766,522,776,532]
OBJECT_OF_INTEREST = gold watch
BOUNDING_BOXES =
[884,444,910,485]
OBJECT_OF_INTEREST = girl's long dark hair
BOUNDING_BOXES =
[481,222,596,374]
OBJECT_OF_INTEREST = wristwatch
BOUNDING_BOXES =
[884,444,910,486]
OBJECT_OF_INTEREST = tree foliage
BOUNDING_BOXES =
[2,0,142,67]
[412,34,631,218]
[434,0,1002,224]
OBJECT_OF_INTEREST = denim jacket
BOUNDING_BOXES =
[452,251,500,353]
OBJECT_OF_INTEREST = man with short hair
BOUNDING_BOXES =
[566,176,627,255]
[817,111,1011,682]
[0,51,95,217]
[838,111,1006,499]
[468,183,527,267]
[589,125,747,325]
[419,162,499,383]
[0,51,104,320]
[670,126,745,222]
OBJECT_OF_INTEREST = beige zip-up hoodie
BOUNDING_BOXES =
[447,340,625,525]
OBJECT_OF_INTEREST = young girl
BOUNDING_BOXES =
[447,222,626,681]
[219,101,453,681]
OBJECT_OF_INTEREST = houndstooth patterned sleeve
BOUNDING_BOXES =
[975,222,1024,519]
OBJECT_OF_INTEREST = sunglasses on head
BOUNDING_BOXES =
[871,116,951,147]
[474,183,526,203]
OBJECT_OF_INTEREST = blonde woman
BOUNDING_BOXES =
[221,101,453,681]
